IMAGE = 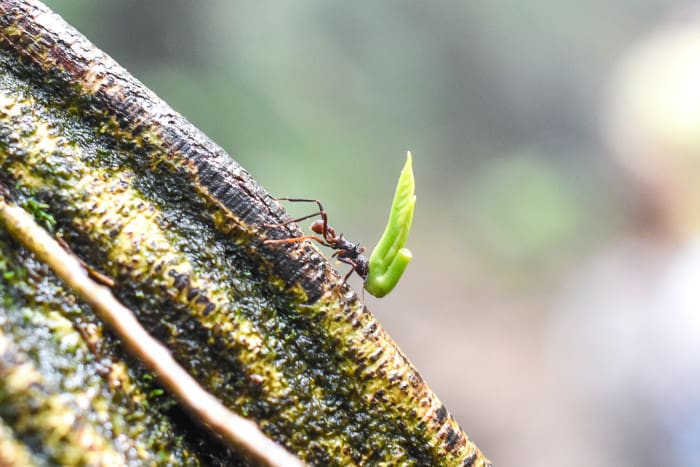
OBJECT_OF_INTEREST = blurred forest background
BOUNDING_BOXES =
[40,1,700,466]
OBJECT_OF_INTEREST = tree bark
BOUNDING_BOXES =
[0,1,491,465]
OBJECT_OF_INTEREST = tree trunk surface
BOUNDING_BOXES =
[0,1,491,465]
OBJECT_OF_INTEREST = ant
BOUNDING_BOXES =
[264,198,369,283]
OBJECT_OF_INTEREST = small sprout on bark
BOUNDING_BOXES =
[25,198,56,232]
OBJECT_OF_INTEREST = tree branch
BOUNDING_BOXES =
[0,1,490,465]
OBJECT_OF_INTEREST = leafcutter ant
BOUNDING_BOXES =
[264,198,369,283]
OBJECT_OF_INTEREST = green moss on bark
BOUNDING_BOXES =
[0,1,490,465]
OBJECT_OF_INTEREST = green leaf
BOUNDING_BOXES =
[365,152,416,297]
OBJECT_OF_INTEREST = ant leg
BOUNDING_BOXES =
[276,197,325,208]
[264,211,323,229]
[342,267,356,284]
[337,257,358,284]
[271,198,332,243]
[264,234,328,247]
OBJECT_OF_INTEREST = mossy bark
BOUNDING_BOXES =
[0,1,491,465]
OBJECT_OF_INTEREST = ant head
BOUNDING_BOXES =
[356,256,369,280]
[310,219,325,234]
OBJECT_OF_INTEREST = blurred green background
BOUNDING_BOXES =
[45,0,629,272]
[40,2,700,466]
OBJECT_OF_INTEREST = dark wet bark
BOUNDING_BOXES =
[0,1,490,465]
